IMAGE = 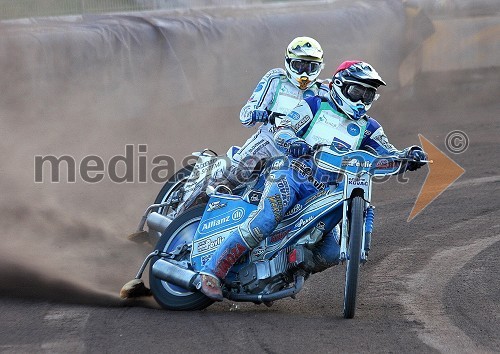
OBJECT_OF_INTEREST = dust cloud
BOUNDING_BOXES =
[0,0,498,306]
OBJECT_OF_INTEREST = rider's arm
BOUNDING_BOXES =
[239,68,283,127]
[361,117,399,155]
[362,117,426,171]
[273,96,321,153]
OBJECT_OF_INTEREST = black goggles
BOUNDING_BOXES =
[346,84,378,104]
[288,59,321,75]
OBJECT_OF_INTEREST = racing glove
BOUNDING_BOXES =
[406,147,427,171]
[289,139,312,158]
[251,109,269,124]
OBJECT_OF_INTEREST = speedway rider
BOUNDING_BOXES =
[199,61,428,301]
[222,36,329,186]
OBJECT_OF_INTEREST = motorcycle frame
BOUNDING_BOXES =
[313,147,406,262]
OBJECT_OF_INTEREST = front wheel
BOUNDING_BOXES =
[149,205,213,311]
[343,196,365,319]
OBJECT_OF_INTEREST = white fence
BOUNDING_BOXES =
[0,0,270,20]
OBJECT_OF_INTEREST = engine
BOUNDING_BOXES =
[236,245,310,294]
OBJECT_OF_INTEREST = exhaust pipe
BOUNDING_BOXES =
[147,212,173,234]
[151,258,200,291]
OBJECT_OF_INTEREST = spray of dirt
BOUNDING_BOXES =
[0,0,498,307]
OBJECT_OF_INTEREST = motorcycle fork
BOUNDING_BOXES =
[339,176,372,263]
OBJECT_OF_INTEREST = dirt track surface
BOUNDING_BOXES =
[0,1,499,350]
[0,71,499,353]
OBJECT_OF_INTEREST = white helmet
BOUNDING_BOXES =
[330,61,386,120]
[284,37,324,90]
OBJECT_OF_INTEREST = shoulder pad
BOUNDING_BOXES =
[264,67,286,80]
[365,115,382,129]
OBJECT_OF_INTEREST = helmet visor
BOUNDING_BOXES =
[346,84,378,104]
[289,59,322,75]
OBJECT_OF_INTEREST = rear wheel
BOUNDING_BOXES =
[154,163,195,216]
[149,205,213,311]
[145,163,196,245]
[343,196,365,319]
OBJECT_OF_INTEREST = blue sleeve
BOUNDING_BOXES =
[361,117,399,155]
[273,96,322,153]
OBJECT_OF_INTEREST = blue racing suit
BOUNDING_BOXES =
[225,68,329,184]
[202,95,417,280]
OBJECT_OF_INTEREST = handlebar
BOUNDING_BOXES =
[313,146,432,177]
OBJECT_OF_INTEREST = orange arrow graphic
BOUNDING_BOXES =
[407,134,465,222]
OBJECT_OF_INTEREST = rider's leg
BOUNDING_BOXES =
[199,163,298,301]
[305,224,341,273]
[224,128,280,185]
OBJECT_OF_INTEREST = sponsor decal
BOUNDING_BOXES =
[305,190,329,204]
[307,175,326,191]
[201,254,212,266]
[207,201,227,212]
[284,203,302,217]
[214,243,247,278]
[318,115,340,129]
[275,137,289,149]
[254,82,264,92]
[252,246,265,258]
[290,160,313,176]
[375,158,398,169]
[341,158,372,168]
[252,226,264,240]
[248,191,262,205]
[293,115,311,130]
[276,176,291,206]
[272,158,286,170]
[347,123,360,136]
[270,230,289,243]
[232,208,245,222]
[278,85,299,98]
[310,135,331,145]
[331,137,351,152]
[200,207,245,232]
[248,139,269,154]
[288,111,300,121]
[295,215,314,229]
[268,194,283,223]
[196,235,225,254]
[290,160,326,190]
[348,177,369,186]
[201,215,230,231]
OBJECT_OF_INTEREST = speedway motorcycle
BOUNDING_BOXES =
[127,113,285,245]
[122,146,426,318]
[126,146,241,245]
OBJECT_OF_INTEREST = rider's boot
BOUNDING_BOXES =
[199,230,250,301]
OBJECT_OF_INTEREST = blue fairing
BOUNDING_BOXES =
[190,195,257,270]
[190,187,344,276]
